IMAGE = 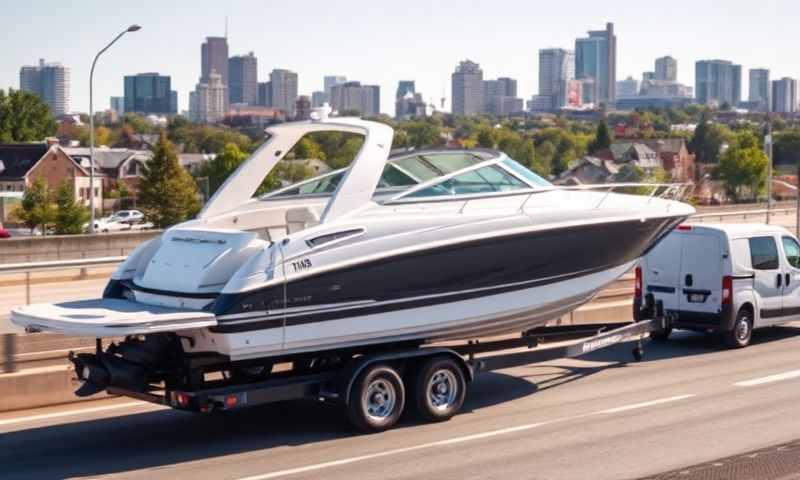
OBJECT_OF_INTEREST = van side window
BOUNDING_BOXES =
[749,237,779,270]
[782,237,800,268]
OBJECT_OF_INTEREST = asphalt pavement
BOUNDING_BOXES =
[2,324,799,480]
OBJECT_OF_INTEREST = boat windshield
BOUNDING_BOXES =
[261,151,493,200]
[406,164,529,197]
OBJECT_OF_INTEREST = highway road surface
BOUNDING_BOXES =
[2,325,800,480]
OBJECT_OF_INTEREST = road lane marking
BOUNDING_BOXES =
[0,401,160,427]
[236,394,696,480]
[597,394,696,414]
[734,369,800,387]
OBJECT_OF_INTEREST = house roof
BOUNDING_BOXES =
[63,147,151,172]
[0,144,51,180]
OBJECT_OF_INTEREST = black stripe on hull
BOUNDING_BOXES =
[209,215,684,334]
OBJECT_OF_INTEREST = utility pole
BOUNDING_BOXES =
[766,117,773,224]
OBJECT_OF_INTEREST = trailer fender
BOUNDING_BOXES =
[340,348,472,406]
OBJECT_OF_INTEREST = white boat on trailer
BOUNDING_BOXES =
[11,110,694,431]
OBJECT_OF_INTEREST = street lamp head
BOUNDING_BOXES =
[127,24,142,32]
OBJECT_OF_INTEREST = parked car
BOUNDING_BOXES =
[0,223,10,239]
[636,223,800,348]
[86,216,131,233]
[112,210,145,225]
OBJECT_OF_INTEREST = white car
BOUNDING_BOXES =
[636,223,800,348]
[88,216,130,233]
[112,210,145,225]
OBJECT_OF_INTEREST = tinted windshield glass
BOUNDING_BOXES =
[271,171,344,197]
[502,158,551,187]
[378,164,418,188]
[408,165,529,197]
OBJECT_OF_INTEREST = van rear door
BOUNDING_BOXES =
[678,230,724,314]
[643,231,683,311]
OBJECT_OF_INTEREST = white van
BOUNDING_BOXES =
[635,223,800,348]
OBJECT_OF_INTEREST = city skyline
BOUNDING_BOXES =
[3,0,800,115]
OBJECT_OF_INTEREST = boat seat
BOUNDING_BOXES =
[286,206,320,234]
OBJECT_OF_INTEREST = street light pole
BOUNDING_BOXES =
[89,25,141,233]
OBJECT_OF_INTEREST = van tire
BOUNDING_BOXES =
[649,327,672,342]
[724,309,753,348]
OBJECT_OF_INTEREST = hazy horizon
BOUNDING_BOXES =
[2,0,798,114]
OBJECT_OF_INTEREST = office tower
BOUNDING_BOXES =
[396,80,416,99]
[749,69,771,111]
[257,82,272,107]
[228,52,258,105]
[772,77,797,113]
[110,96,124,115]
[201,37,229,86]
[270,69,299,115]
[324,75,347,98]
[189,70,227,123]
[123,73,175,114]
[575,22,617,105]
[538,48,575,110]
[311,91,327,108]
[330,81,380,116]
[695,60,742,106]
[19,59,70,115]
[451,60,484,116]
[483,77,518,114]
[655,56,677,82]
[295,95,312,119]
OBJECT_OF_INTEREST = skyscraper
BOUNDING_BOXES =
[451,60,483,116]
[655,56,677,82]
[749,68,771,111]
[228,52,258,106]
[484,77,518,115]
[19,59,70,115]
[201,37,229,86]
[330,81,380,116]
[575,22,617,105]
[695,60,742,106]
[616,76,640,97]
[189,70,227,123]
[772,77,797,113]
[123,73,176,114]
[311,91,326,108]
[396,81,416,99]
[257,81,272,107]
[324,75,347,98]
[538,48,575,110]
[270,69,299,115]
[110,96,124,115]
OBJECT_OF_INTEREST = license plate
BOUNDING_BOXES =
[688,293,705,303]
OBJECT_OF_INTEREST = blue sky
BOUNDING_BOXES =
[2,0,798,114]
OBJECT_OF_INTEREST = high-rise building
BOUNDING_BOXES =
[110,96,124,115]
[330,81,380,116]
[19,59,70,115]
[396,81,416,99]
[575,22,617,105]
[655,56,677,82]
[295,95,312,120]
[257,81,272,107]
[311,91,326,108]
[772,77,797,113]
[189,70,227,123]
[749,68,771,111]
[483,77,518,115]
[324,75,347,99]
[695,60,742,106]
[270,69,299,115]
[451,60,484,116]
[123,73,176,114]
[201,37,229,85]
[538,48,575,110]
[228,52,258,106]
[616,76,640,97]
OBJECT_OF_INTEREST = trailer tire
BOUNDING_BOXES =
[724,309,753,348]
[649,327,672,342]
[414,357,466,423]
[346,364,405,433]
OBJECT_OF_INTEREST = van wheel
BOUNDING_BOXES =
[347,364,405,433]
[724,309,753,348]
[649,327,672,342]
[414,357,467,422]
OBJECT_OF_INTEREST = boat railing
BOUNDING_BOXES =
[556,182,696,210]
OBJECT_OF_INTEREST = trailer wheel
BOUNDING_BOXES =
[649,327,672,342]
[414,357,466,423]
[724,309,753,348]
[347,364,405,433]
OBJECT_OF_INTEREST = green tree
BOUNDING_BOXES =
[289,137,327,161]
[774,128,800,167]
[54,181,89,234]
[690,113,730,164]
[717,137,769,202]
[588,121,612,154]
[11,178,56,234]
[0,89,57,143]
[138,131,201,228]
[198,143,250,195]
[329,136,364,169]
[403,121,441,148]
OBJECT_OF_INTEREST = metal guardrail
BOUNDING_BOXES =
[691,207,794,221]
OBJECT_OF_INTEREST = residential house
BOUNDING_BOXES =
[0,141,100,207]
[598,138,694,181]
[64,147,151,196]
[557,156,620,184]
